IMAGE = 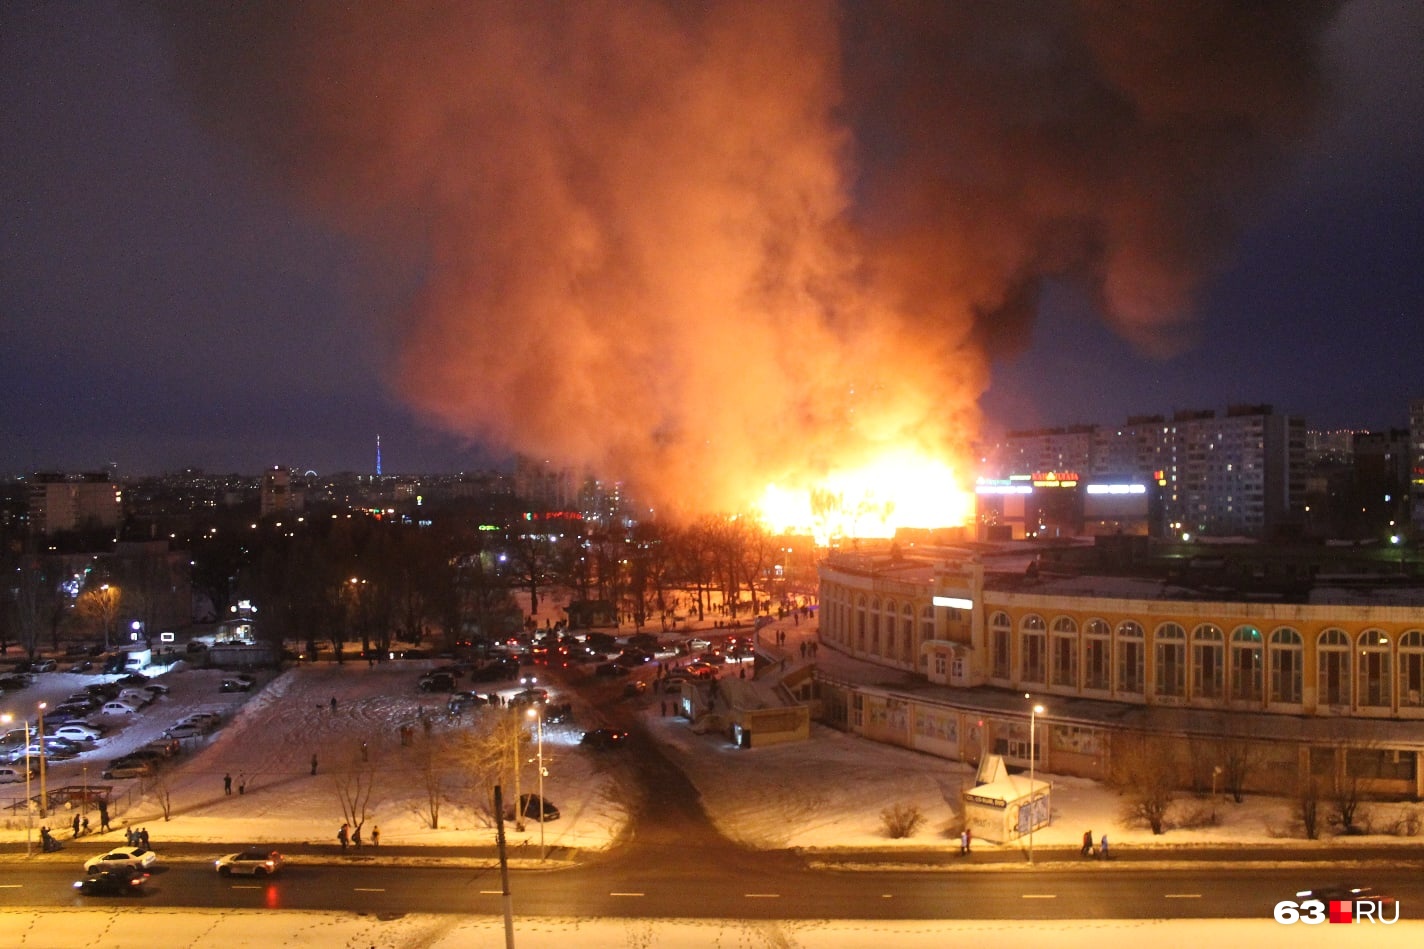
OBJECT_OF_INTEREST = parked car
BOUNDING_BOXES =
[74,865,149,896]
[85,683,121,700]
[215,848,284,877]
[163,723,205,740]
[418,672,456,693]
[220,677,254,693]
[594,662,629,678]
[0,765,35,784]
[581,728,630,750]
[100,701,142,716]
[84,845,158,872]
[118,689,154,708]
[178,712,222,730]
[140,683,170,697]
[115,673,150,686]
[101,758,154,780]
[32,659,58,673]
[506,793,559,822]
[447,692,488,714]
[51,724,103,742]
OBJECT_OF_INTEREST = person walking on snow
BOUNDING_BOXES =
[337,823,349,852]
[1099,833,1109,860]
[1081,829,1094,857]
[224,772,232,795]
[371,825,380,847]
[311,754,318,776]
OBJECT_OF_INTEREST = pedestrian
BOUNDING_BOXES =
[959,828,969,855]
[81,816,90,836]
[72,814,81,838]
[140,827,150,849]
[353,825,362,849]
[98,800,110,833]
[224,772,233,795]
[361,740,368,762]
[371,825,380,847]
[331,696,338,712]
[238,774,246,795]
[1099,833,1109,860]
[311,754,318,776]
[124,826,135,846]
[337,822,349,852]
[1081,829,1094,857]
[660,700,668,717]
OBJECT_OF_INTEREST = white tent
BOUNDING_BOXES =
[961,754,1051,843]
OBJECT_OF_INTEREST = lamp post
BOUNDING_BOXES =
[37,702,47,820]
[1028,698,1045,865]
[527,706,545,861]
[0,714,32,857]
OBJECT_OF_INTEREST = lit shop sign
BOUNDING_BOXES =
[1085,484,1147,495]
[1032,471,1078,487]
[933,595,974,610]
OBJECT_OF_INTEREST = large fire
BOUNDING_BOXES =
[756,451,975,546]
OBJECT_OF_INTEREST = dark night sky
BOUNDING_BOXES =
[2,2,1422,481]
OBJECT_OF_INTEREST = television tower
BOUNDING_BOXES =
[375,434,382,477]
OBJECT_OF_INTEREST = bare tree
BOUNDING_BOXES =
[332,742,380,838]
[76,581,122,651]
[1109,732,1179,834]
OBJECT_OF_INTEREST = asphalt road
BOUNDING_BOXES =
[3,861,1423,921]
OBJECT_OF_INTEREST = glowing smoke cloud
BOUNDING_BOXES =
[146,0,1344,516]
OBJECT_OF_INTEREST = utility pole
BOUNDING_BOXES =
[494,785,515,949]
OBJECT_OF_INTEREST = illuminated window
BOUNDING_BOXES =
[1154,623,1186,698]
[1357,629,1391,709]
[1269,628,1302,704]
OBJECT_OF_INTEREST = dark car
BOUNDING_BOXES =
[74,865,149,896]
[506,793,559,822]
[594,662,629,678]
[447,691,488,714]
[581,728,629,750]
[115,673,150,686]
[418,672,456,693]
[220,677,254,693]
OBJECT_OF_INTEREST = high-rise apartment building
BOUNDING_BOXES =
[1410,398,1424,533]
[27,472,122,535]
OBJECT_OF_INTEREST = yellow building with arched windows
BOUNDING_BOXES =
[816,546,1424,799]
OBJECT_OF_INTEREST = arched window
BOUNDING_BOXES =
[1191,624,1224,700]
[882,599,894,660]
[1269,628,1303,704]
[1155,623,1186,698]
[1051,616,1078,688]
[919,605,934,669]
[1229,626,1263,702]
[1400,631,1424,708]
[1357,629,1391,709]
[1084,619,1111,690]
[870,598,882,654]
[990,611,1012,679]
[1116,621,1144,695]
[902,603,915,664]
[1021,614,1046,684]
[855,595,867,652]
[1318,628,1351,707]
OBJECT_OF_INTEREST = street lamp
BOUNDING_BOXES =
[1028,697,1045,865]
[37,702,47,820]
[526,706,545,861]
[0,714,32,856]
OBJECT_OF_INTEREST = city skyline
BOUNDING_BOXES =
[4,3,1422,485]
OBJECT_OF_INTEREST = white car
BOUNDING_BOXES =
[163,723,204,740]
[52,724,103,742]
[100,701,141,716]
[118,689,154,708]
[0,765,34,784]
[215,848,284,877]
[83,846,158,872]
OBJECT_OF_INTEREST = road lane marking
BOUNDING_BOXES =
[1022,894,1057,899]
[353,887,385,892]
[479,890,504,895]
[232,885,261,890]
[745,893,781,899]
[609,892,645,897]
[881,894,893,899]
[0,885,22,889]
[1165,894,1202,899]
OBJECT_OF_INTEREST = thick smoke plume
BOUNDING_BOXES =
[146,0,1342,512]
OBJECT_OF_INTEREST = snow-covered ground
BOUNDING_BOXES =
[5,617,1423,946]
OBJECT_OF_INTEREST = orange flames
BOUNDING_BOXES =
[755,450,974,546]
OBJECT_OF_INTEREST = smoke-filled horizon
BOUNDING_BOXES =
[144,0,1344,513]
